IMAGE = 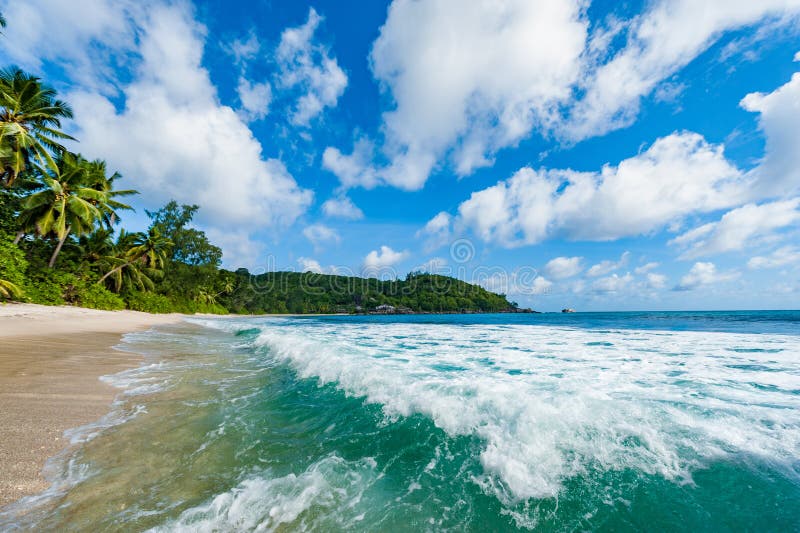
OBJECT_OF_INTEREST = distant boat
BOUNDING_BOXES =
[561,308,576,313]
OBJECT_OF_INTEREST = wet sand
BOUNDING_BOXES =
[0,304,182,507]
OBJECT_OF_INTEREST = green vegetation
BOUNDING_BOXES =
[218,271,514,314]
[0,30,515,314]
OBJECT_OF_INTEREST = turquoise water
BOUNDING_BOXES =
[2,311,800,531]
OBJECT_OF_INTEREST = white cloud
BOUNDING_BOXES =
[414,257,448,274]
[565,0,800,141]
[321,195,364,220]
[276,7,347,126]
[645,272,668,289]
[297,257,323,273]
[543,256,583,280]
[748,246,800,269]
[325,0,587,190]
[236,77,272,121]
[670,198,800,258]
[302,223,341,248]
[322,137,380,189]
[0,0,138,94]
[31,2,314,266]
[456,132,746,247]
[478,270,552,296]
[362,245,409,272]
[676,262,739,290]
[530,276,554,295]
[416,212,452,251]
[591,273,634,293]
[795,50,800,62]
[634,262,660,274]
[741,73,800,197]
[322,0,800,191]
[586,251,630,277]
[205,228,264,270]
[224,31,260,65]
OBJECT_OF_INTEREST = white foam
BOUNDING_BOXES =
[151,455,376,532]
[226,319,800,501]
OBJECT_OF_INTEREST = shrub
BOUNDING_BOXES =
[23,270,77,305]
[125,291,174,313]
[76,283,125,310]
[0,232,28,301]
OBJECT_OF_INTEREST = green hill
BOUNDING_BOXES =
[219,270,520,315]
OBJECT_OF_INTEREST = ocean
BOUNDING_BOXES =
[2,311,799,531]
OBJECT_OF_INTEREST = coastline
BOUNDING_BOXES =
[0,303,183,507]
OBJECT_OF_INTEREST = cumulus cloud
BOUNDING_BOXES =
[276,7,347,126]
[223,31,260,65]
[675,262,739,290]
[34,3,312,266]
[748,246,800,269]
[0,0,138,94]
[297,257,324,274]
[362,245,409,273]
[296,257,347,275]
[414,257,448,274]
[586,251,630,277]
[302,223,341,248]
[741,72,800,197]
[479,270,552,297]
[322,137,381,189]
[2,1,314,267]
[321,195,364,220]
[591,273,634,293]
[565,0,800,141]
[543,256,583,280]
[325,0,587,190]
[416,212,453,251]
[670,198,800,258]
[204,228,265,270]
[456,132,745,247]
[236,77,272,121]
[634,262,660,274]
[322,0,800,191]
[645,272,668,289]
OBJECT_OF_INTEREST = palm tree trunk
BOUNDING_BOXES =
[48,226,71,268]
[13,231,24,245]
[97,261,132,285]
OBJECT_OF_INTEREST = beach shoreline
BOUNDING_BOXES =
[0,303,183,507]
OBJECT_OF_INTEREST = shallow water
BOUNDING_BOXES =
[2,312,799,531]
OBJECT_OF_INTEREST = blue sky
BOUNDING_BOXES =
[2,0,800,311]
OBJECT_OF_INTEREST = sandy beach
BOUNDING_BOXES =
[0,303,183,507]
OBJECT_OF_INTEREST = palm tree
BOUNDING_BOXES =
[97,228,172,289]
[83,158,137,227]
[18,152,107,267]
[195,278,235,305]
[77,227,114,267]
[0,67,74,187]
[0,279,22,300]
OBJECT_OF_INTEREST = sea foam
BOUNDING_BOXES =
[223,319,800,502]
[152,455,376,532]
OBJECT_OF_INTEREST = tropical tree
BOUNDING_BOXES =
[0,67,74,187]
[0,278,21,300]
[83,158,137,227]
[77,227,114,267]
[97,227,172,290]
[18,152,107,267]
